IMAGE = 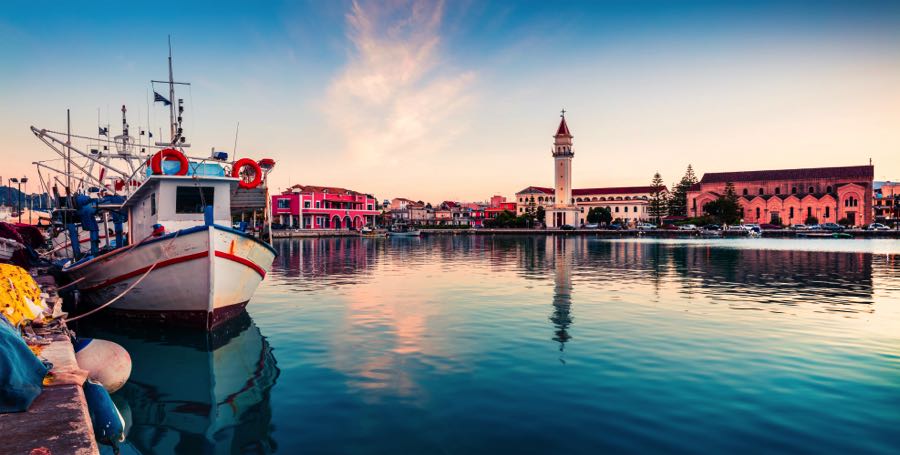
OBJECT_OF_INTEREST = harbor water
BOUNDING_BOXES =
[83,236,900,454]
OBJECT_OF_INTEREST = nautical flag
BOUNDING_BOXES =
[154,91,171,106]
[148,131,153,138]
[99,126,108,136]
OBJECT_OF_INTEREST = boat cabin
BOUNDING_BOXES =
[123,174,238,242]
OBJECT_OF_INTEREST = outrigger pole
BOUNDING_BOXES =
[30,127,132,184]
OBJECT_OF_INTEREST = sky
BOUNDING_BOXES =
[1,0,899,202]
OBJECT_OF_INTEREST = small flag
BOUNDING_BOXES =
[149,131,153,138]
[154,91,171,106]
[140,129,145,136]
[99,126,108,136]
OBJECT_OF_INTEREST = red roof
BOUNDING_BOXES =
[573,186,663,196]
[288,184,363,196]
[699,165,874,184]
[555,117,571,137]
[516,186,554,194]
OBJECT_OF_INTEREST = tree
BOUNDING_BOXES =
[535,206,545,224]
[804,216,818,225]
[668,164,698,217]
[648,172,668,225]
[703,183,741,225]
[586,207,600,224]
[598,207,612,226]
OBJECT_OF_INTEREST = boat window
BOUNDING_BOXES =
[150,193,156,216]
[176,186,215,214]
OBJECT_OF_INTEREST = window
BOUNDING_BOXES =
[304,201,311,208]
[175,186,214,214]
[759,188,764,195]
[743,189,748,196]
[808,186,814,193]
[615,207,619,213]
[790,207,794,218]
[825,206,830,218]
[756,207,760,218]
[826,186,832,193]
[315,201,320,208]
[368,204,373,210]
[634,206,638,212]
[774,187,780,195]
[792,187,797,194]
[277,199,290,209]
[807,207,812,218]
[624,206,628,213]
[150,193,156,216]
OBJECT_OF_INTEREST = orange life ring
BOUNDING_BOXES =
[150,148,189,176]
[232,158,262,189]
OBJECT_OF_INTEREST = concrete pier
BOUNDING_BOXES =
[0,271,98,455]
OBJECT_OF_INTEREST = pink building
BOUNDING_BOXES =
[687,165,874,226]
[271,184,379,230]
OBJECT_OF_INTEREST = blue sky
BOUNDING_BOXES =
[2,0,899,201]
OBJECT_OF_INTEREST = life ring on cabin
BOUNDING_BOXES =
[232,158,262,189]
[150,148,189,176]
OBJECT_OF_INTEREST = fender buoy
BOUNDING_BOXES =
[232,158,262,189]
[150,148,189,176]
[84,379,126,446]
[74,338,132,393]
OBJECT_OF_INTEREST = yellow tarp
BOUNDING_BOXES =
[0,264,48,327]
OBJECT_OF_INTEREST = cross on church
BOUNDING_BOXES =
[560,108,566,117]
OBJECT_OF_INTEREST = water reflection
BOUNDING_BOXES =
[80,312,280,454]
[550,238,573,351]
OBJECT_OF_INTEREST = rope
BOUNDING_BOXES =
[62,230,182,323]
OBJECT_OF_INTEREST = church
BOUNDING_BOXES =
[516,113,663,227]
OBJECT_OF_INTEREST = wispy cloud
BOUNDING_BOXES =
[324,0,475,166]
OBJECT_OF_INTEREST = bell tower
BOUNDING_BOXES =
[547,110,580,228]
[552,110,574,209]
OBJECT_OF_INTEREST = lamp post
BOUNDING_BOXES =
[10,177,27,223]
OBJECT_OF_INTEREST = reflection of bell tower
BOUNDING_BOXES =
[550,238,573,351]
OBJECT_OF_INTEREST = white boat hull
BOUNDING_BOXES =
[63,225,276,329]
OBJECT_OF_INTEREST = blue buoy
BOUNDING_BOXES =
[84,379,126,446]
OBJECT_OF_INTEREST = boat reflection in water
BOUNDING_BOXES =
[80,312,279,454]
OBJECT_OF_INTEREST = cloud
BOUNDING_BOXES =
[323,0,475,166]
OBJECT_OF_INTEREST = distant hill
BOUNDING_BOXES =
[0,186,51,210]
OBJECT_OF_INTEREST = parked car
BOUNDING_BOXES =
[790,224,809,230]
[819,222,845,232]
[726,225,752,232]
[583,223,599,229]
[678,224,698,231]
[759,223,783,230]
[560,224,576,231]
[662,224,679,230]
[636,223,657,231]
[866,223,890,231]
[608,223,624,230]
[702,224,721,231]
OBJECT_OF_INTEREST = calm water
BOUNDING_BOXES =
[87,236,900,454]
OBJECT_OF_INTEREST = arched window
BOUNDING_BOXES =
[624,206,628,213]
[634,206,638,212]
[756,207,760,218]
[743,189,748,196]
[792,187,797,194]
[592,197,598,201]
[774,187,781,195]
[759,188,764,195]
[826,186,832,193]
[538,197,543,202]
[808,186,814,193]
[625,196,631,201]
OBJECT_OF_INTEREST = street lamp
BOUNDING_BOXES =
[10,177,27,223]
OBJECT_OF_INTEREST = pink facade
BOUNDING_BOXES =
[272,185,378,230]
[687,165,874,226]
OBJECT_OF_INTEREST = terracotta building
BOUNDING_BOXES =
[687,165,874,226]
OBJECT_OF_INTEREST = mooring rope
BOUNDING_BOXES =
[62,230,182,323]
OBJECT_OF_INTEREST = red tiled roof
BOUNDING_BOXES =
[289,184,363,196]
[573,186,664,195]
[555,117,571,136]
[699,165,874,184]
[516,186,554,194]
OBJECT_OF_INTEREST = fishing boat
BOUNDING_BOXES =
[387,221,420,237]
[31,42,277,329]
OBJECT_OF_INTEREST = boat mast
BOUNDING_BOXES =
[66,109,71,193]
[168,36,176,145]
